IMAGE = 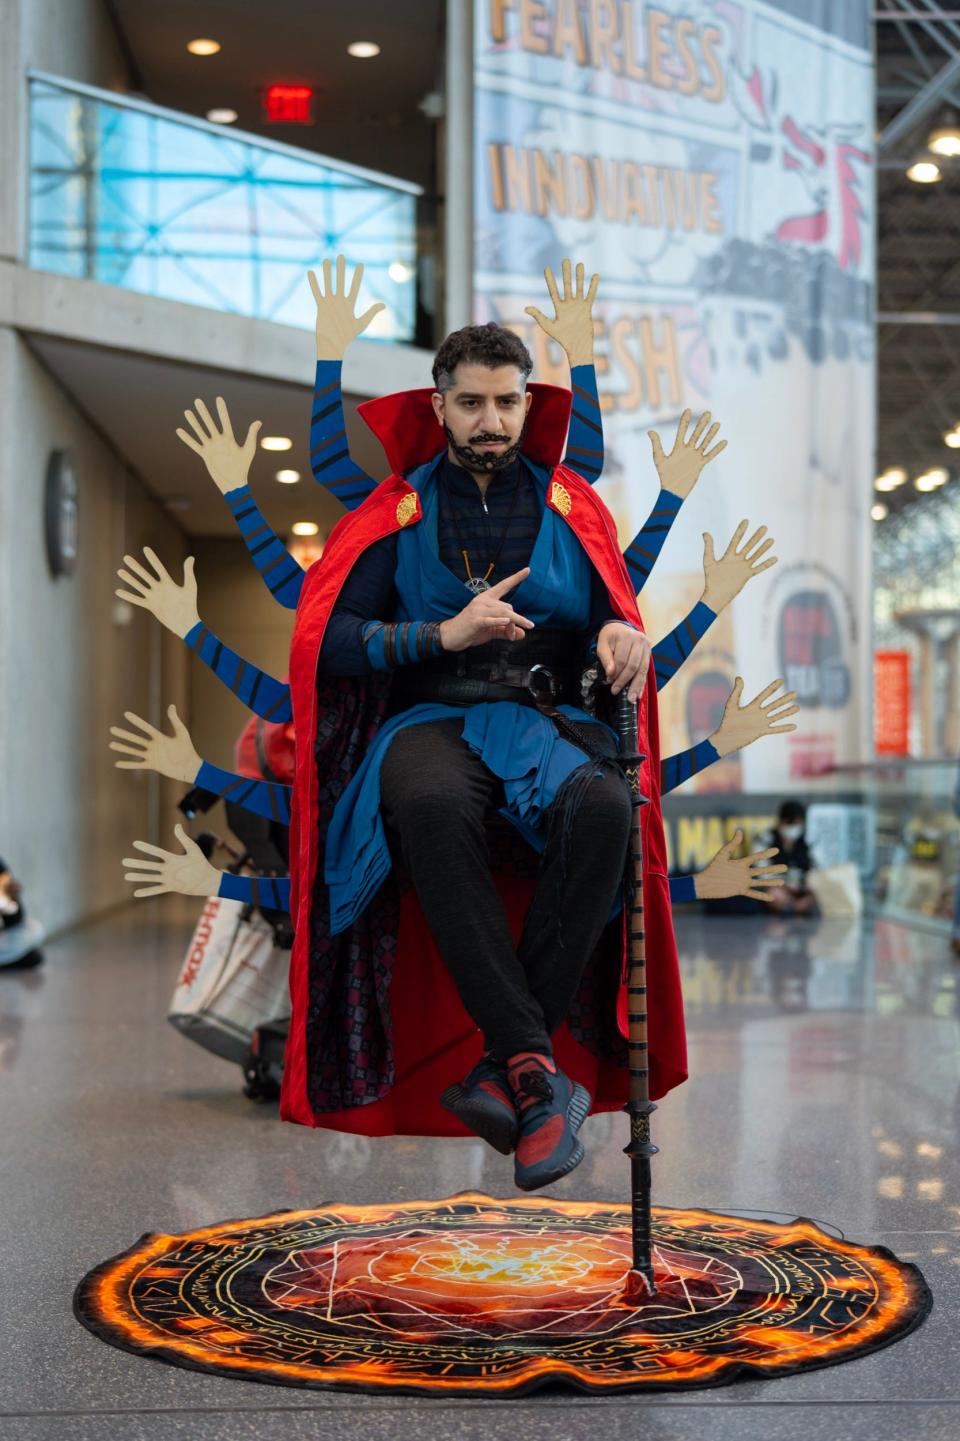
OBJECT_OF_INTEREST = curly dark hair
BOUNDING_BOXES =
[432,322,533,393]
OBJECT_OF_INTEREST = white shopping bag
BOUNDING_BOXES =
[805,863,863,919]
[168,895,291,1065]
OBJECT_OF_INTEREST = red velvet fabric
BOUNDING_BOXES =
[280,387,687,1135]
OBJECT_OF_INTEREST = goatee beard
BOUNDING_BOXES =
[444,424,524,473]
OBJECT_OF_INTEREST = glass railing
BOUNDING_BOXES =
[820,759,960,934]
[27,73,422,342]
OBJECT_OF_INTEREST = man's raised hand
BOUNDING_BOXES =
[308,255,386,361]
[597,623,653,704]
[176,396,260,495]
[109,704,202,784]
[439,568,535,651]
[648,409,726,499]
[122,824,221,899]
[694,831,787,901]
[711,678,799,757]
[524,259,599,367]
[115,548,200,639]
[702,521,777,613]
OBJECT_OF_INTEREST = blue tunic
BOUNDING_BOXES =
[323,453,617,936]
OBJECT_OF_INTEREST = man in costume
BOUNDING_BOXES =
[116,259,796,1191]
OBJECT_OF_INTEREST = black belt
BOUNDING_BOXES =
[392,663,570,711]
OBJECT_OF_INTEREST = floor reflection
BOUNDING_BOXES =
[674,909,959,1021]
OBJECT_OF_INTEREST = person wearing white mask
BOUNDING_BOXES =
[764,801,816,915]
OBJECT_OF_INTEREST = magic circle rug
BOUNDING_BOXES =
[74,1193,931,1396]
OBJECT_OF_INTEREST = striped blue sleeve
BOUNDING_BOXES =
[652,600,717,691]
[184,622,292,723]
[195,760,291,825]
[311,359,376,510]
[660,738,721,795]
[564,362,604,484]
[669,874,697,903]
[224,486,304,610]
[217,871,290,911]
[361,621,445,671]
[623,488,683,594]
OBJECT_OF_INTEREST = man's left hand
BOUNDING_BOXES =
[597,623,651,702]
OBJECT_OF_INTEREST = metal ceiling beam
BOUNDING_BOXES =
[878,47,960,150]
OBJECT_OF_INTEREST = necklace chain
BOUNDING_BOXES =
[443,459,523,594]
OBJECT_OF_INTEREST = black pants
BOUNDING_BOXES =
[380,718,632,1062]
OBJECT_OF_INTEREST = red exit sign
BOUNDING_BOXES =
[263,85,314,124]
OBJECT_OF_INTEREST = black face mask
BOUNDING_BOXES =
[444,423,525,474]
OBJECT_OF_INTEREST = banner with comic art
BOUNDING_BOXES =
[473,0,874,815]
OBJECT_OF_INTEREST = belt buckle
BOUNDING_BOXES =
[526,664,559,709]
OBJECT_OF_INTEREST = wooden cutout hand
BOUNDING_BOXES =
[122,824,222,899]
[702,521,777,613]
[115,548,200,639]
[176,396,260,495]
[109,703,201,784]
[711,678,799,757]
[308,255,385,361]
[524,259,600,366]
[694,831,787,901]
[648,410,726,499]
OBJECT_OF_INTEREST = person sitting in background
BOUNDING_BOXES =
[0,856,44,970]
[764,801,817,915]
[0,859,23,928]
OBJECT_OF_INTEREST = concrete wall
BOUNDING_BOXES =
[22,0,130,89]
[0,330,189,934]
[1,0,132,262]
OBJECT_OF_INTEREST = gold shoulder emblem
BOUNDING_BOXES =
[550,480,573,517]
[395,493,418,527]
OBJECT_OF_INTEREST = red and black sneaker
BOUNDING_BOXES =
[440,1052,518,1155]
[507,1051,591,1192]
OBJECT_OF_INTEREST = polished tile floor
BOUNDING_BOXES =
[1,899,958,1439]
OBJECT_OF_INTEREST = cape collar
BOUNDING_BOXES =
[357,383,573,477]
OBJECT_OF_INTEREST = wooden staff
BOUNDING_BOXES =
[615,688,658,1298]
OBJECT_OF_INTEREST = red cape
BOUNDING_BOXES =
[281,385,687,1135]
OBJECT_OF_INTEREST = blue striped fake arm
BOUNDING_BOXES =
[195,760,291,825]
[651,600,717,691]
[184,622,292,723]
[361,620,445,671]
[660,737,721,795]
[217,871,291,911]
[311,360,376,510]
[623,489,683,594]
[224,486,305,610]
[564,363,604,484]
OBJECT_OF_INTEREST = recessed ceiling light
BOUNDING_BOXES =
[945,430,960,448]
[261,435,293,451]
[907,160,941,184]
[388,261,413,283]
[875,468,907,491]
[187,38,221,56]
[871,502,888,521]
[929,125,960,157]
[206,108,237,125]
[275,468,301,484]
[291,520,320,536]
[915,469,948,492]
[348,41,381,58]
